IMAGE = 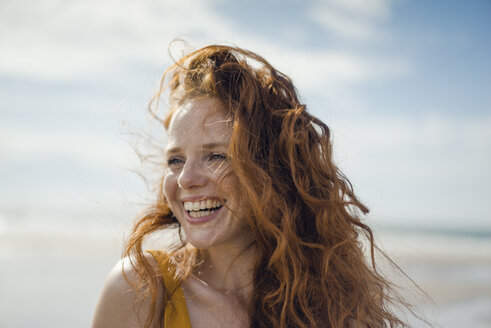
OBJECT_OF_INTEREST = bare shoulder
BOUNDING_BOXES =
[91,254,162,328]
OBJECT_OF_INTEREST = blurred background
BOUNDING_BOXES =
[1,0,490,327]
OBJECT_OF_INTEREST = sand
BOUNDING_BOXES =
[1,227,490,328]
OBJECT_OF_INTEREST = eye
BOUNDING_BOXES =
[208,152,227,161]
[167,157,184,167]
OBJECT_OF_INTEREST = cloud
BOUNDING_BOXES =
[0,123,136,168]
[331,113,491,225]
[3,0,487,230]
[308,0,393,41]
[0,0,406,88]
[0,0,234,81]
[326,0,391,19]
[271,49,409,90]
[334,113,491,181]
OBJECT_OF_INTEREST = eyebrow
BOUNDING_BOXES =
[165,143,229,155]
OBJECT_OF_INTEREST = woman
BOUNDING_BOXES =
[92,45,408,328]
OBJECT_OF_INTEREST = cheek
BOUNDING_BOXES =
[212,163,233,192]
[218,175,240,213]
[220,177,234,197]
[213,169,232,197]
[163,171,178,203]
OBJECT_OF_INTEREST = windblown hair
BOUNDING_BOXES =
[124,44,409,327]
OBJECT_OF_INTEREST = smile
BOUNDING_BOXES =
[183,198,224,218]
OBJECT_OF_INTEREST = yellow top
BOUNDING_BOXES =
[148,250,192,328]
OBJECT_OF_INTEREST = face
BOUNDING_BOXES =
[163,98,253,250]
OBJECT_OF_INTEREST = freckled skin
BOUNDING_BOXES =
[163,98,254,250]
[163,98,256,328]
[92,98,256,328]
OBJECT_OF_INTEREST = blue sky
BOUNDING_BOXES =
[1,0,490,232]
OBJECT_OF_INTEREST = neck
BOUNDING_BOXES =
[195,242,256,293]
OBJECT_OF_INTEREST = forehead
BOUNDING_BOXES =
[166,98,231,147]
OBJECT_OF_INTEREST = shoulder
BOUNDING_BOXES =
[91,254,162,328]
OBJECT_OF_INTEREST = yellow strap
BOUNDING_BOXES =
[148,250,192,328]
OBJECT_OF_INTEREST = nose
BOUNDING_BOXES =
[177,160,208,190]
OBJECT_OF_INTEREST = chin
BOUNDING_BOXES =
[180,227,220,249]
[186,237,219,250]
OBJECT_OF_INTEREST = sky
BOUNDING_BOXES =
[1,0,490,233]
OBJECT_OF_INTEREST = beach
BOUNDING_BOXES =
[1,218,490,328]
[377,230,491,328]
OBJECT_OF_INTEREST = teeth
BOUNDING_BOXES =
[189,210,213,218]
[183,199,223,213]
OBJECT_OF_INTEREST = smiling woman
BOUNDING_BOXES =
[163,98,253,250]
[91,45,412,328]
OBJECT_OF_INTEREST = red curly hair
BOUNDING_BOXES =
[124,44,410,328]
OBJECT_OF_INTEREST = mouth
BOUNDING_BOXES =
[183,198,225,218]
